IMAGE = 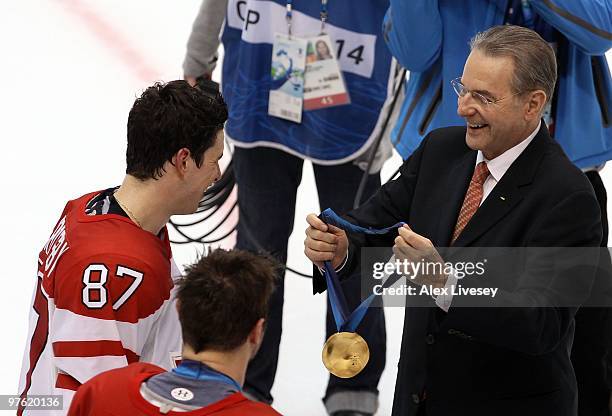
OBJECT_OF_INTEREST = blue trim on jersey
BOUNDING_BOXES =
[173,360,242,392]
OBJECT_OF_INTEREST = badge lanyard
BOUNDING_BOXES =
[273,1,348,121]
[515,0,555,129]
[172,360,242,392]
[320,0,328,33]
[285,0,293,37]
[520,0,534,30]
[320,208,405,332]
[285,0,329,37]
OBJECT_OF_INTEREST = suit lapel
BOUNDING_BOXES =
[434,151,476,246]
[452,124,551,247]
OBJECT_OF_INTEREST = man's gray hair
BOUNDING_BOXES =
[470,25,557,104]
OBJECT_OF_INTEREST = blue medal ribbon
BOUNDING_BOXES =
[172,360,242,392]
[319,208,405,332]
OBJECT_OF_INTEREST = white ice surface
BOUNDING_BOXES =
[0,1,609,415]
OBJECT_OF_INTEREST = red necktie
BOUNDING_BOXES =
[451,161,490,244]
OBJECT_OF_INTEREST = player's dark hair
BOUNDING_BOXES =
[126,80,227,180]
[177,249,278,353]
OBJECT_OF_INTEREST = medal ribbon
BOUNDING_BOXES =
[320,208,405,332]
[173,360,242,391]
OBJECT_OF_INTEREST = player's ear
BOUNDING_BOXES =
[248,318,266,359]
[249,318,266,346]
[171,148,192,177]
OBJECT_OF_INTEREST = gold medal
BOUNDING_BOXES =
[322,332,370,378]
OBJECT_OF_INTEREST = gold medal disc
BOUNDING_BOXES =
[322,332,370,378]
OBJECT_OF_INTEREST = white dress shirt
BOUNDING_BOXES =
[436,121,542,311]
[478,121,541,204]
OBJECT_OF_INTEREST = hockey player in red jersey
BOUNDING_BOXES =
[18,80,228,415]
[67,248,282,416]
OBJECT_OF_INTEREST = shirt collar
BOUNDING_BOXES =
[476,121,541,182]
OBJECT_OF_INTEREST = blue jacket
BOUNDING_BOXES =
[220,0,393,163]
[383,0,612,168]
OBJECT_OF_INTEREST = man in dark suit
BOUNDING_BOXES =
[304,25,603,416]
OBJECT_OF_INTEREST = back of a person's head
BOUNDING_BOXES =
[177,249,278,353]
[126,80,228,180]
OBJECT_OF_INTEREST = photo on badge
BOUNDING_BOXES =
[303,34,351,111]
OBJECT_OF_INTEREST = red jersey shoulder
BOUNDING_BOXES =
[41,191,173,322]
[91,362,165,385]
[69,363,164,415]
[67,191,170,266]
[218,396,283,416]
[39,191,170,280]
[73,367,282,416]
[76,362,163,398]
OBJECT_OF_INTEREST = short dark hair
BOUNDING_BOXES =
[126,80,227,180]
[177,249,278,353]
[470,25,557,106]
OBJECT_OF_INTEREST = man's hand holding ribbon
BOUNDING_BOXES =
[394,224,448,290]
[304,213,349,269]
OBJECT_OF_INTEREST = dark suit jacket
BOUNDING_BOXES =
[313,125,603,416]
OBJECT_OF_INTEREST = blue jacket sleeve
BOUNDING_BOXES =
[383,0,443,71]
[529,0,612,55]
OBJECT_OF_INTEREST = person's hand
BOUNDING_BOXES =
[393,224,447,289]
[304,214,348,269]
[184,73,211,87]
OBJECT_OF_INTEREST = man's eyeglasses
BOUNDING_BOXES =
[451,77,521,107]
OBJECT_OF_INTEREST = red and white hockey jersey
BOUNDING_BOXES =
[67,363,282,416]
[18,191,183,415]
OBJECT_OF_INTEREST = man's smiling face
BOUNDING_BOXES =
[457,50,533,160]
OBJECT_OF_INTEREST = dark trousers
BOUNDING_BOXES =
[233,146,386,404]
[572,171,611,416]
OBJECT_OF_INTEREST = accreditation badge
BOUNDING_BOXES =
[268,33,307,123]
[303,34,350,111]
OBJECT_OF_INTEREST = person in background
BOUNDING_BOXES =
[183,1,397,415]
[383,2,612,414]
